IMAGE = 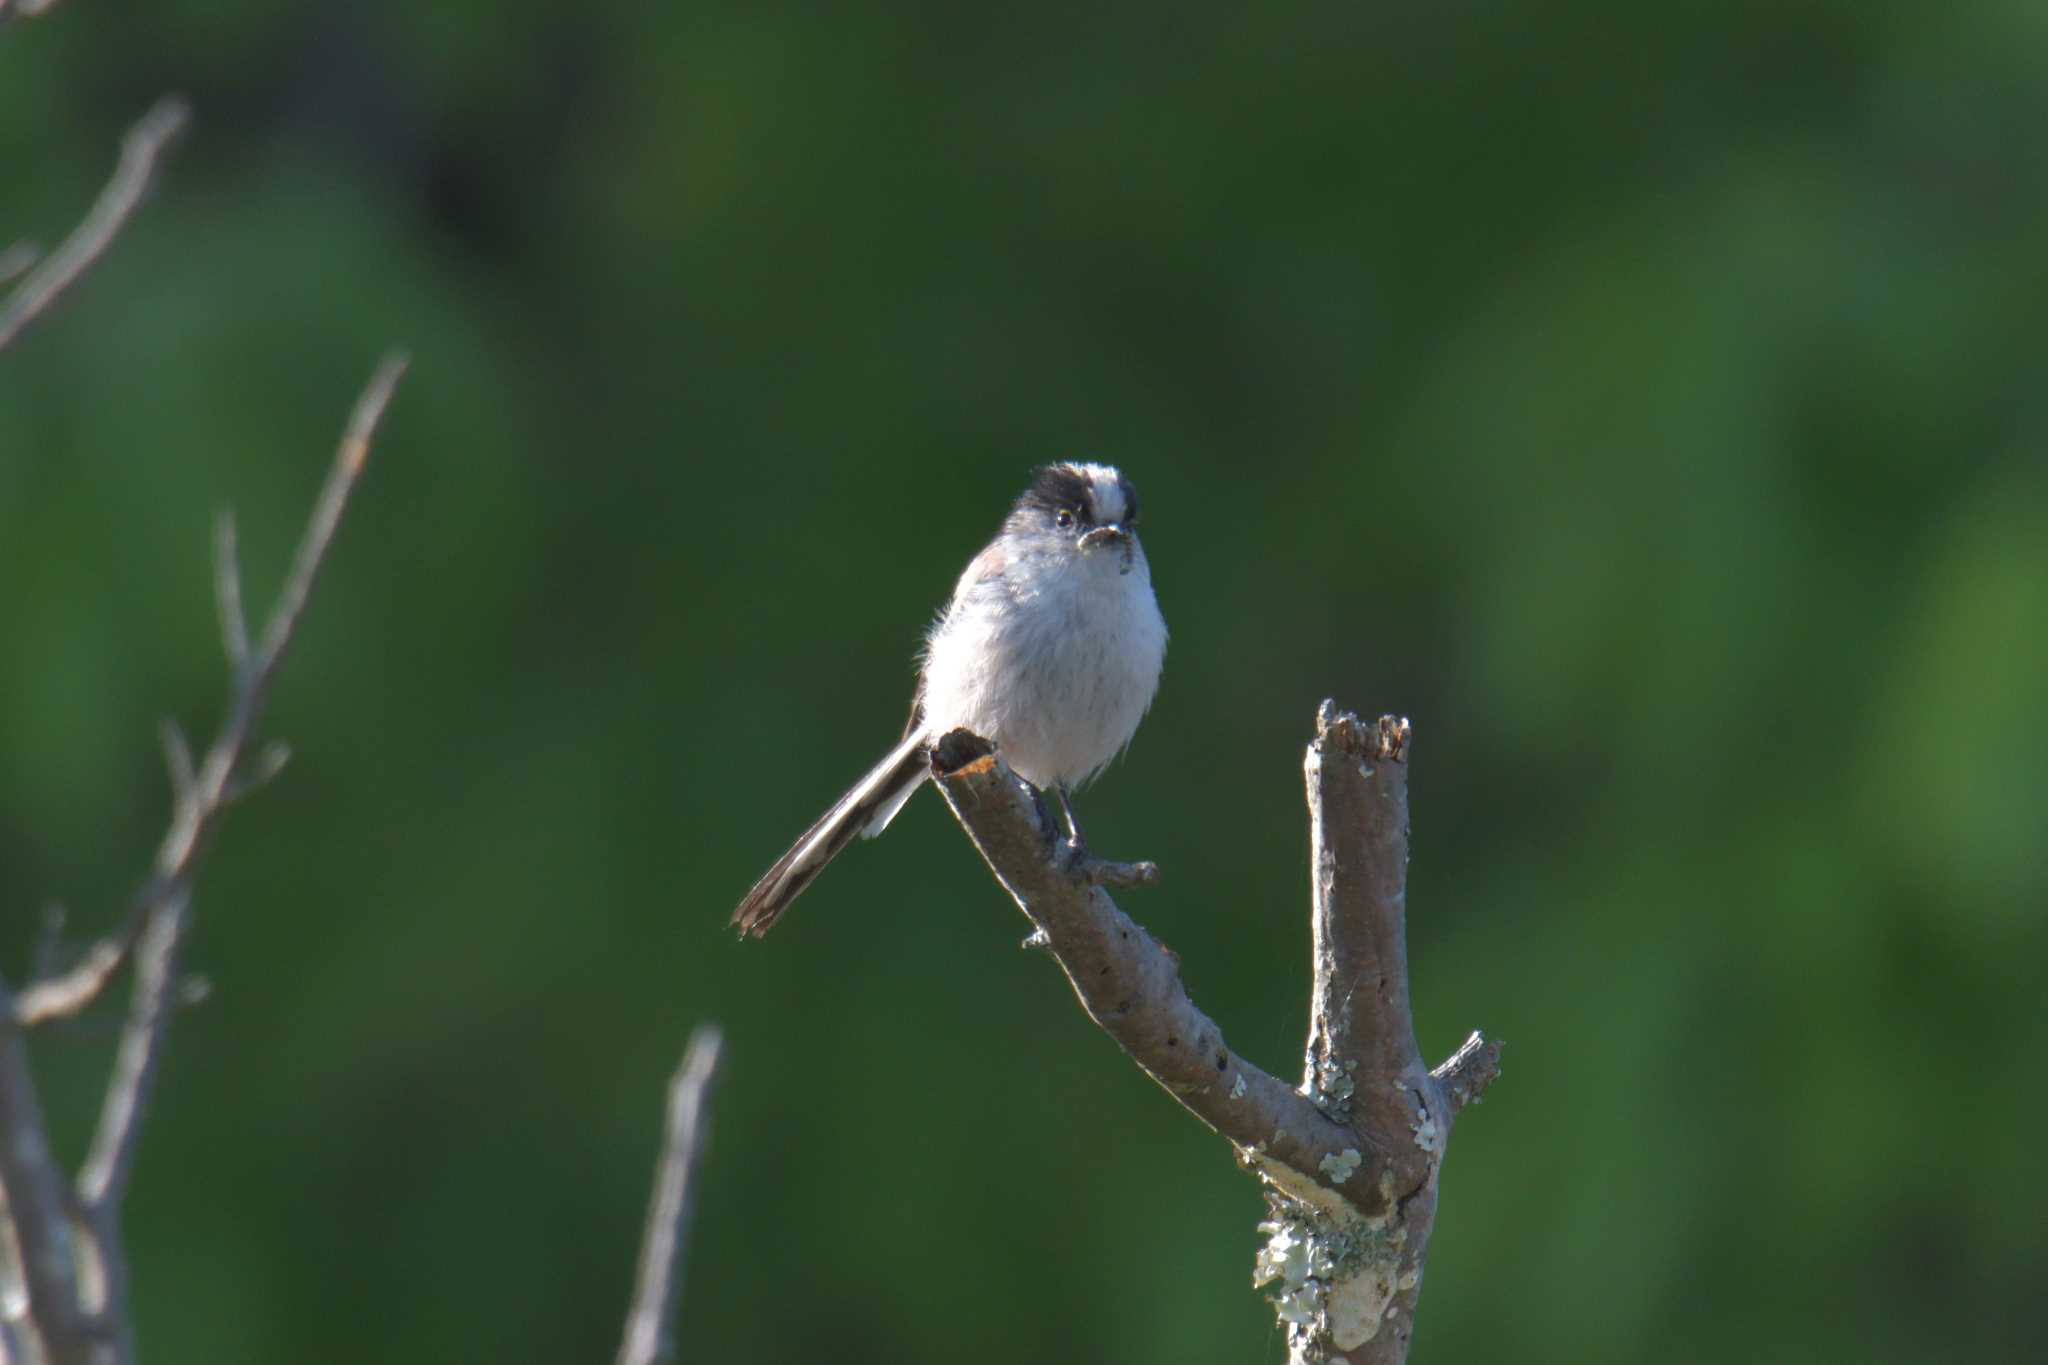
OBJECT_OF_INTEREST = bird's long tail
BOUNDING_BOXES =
[730,733,930,937]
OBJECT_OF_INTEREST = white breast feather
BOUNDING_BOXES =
[919,536,1166,790]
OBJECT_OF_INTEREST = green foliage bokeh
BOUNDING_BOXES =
[3,3,2043,1361]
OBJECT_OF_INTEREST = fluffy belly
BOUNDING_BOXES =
[921,564,1166,790]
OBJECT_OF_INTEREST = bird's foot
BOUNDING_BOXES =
[1086,857,1160,888]
[1066,844,1161,889]
[1041,782,1158,887]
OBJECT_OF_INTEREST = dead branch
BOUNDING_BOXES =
[930,730,1379,1206]
[0,355,408,1365]
[0,96,189,353]
[616,1027,726,1365]
[931,705,1501,1365]
[0,1018,87,1357]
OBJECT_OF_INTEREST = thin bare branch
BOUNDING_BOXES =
[78,352,407,1210]
[0,354,410,1365]
[10,935,138,1032]
[8,356,406,1045]
[211,511,249,674]
[246,352,408,694]
[11,903,141,1032]
[0,63,399,1363]
[0,976,94,1365]
[616,1026,725,1365]
[74,890,187,1216]
[0,96,189,353]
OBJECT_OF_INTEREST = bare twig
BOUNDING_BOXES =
[0,96,189,353]
[74,889,189,1219]
[9,930,141,1031]
[1431,1029,1505,1115]
[246,354,407,688]
[78,352,408,1204]
[0,355,406,1365]
[212,511,250,674]
[616,1026,725,1365]
[8,355,408,1038]
[930,705,1501,1365]
[0,1000,87,1359]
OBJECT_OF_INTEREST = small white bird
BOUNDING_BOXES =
[732,462,1168,937]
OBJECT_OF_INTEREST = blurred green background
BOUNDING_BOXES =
[3,2,2044,1361]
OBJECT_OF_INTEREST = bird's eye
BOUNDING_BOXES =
[1056,509,1076,529]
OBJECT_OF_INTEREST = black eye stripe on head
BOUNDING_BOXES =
[1116,474,1139,525]
[1019,464,1095,524]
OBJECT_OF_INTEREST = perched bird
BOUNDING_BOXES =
[731,462,1168,937]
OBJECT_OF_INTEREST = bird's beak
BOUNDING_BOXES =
[1079,524,1135,573]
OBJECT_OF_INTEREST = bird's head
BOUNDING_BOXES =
[1011,462,1143,573]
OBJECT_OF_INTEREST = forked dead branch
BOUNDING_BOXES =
[0,70,728,1360]
[0,356,409,1365]
[932,706,1501,1364]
